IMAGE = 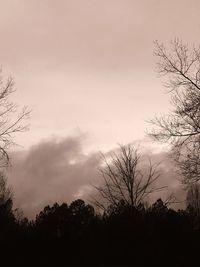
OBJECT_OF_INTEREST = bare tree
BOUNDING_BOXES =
[149,39,200,184]
[0,71,29,167]
[93,145,163,211]
[0,172,14,219]
[186,183,200,214]
[0,172,12,206]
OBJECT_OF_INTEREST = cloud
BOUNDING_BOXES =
[7,137,185,218]
[7,135,101,218]
[139,148,186,208]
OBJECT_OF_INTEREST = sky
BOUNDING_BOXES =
[0,0,200,217]
[8,135,184,218]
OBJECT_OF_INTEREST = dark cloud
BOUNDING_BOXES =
[7,135,101,218]
[7,137,185,218]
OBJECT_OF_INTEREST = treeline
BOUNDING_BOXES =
[1,196,200,266]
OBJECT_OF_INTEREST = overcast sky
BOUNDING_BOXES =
[1,0,200,151]
[0,0,199,216]
[8,135,183,218]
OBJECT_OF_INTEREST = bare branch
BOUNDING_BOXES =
[93,145,163,212]
[0,71,30,167]
[149,39,200,184]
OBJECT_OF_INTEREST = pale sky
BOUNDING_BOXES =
[1,0,200,152]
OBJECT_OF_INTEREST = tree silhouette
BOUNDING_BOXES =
[0,71,29,167]
[94,145,163,212]
[69,199,95,219]
[186,183,200,228]
[0,194,199,266]
[149,39,200,184]
[0,172,14,220]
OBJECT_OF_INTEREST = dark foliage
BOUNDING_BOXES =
[1,196,200,267]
